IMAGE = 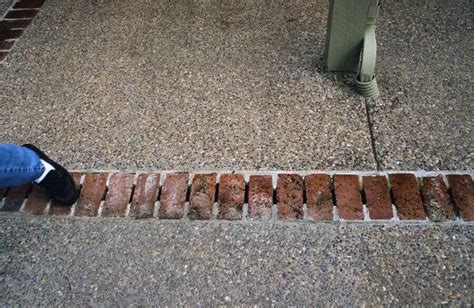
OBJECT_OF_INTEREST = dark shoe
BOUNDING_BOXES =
[22,144,78,206]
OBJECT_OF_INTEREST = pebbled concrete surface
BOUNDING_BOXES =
[1,0,373,171]
[0,0,472,171]
[373,0,473,170]
[1,214,473,306]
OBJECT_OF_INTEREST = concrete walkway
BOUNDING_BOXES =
[1,214,472,306]
[1,0,473,305]
[0,0,472,171]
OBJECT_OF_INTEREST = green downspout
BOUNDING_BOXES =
[325,0,381,98]
[354,0,380,98]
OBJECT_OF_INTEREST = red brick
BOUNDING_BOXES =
[102,173,134,217]
[23,185,48,215]
[5,10,38,19]
[1,183,31,211]
[159,173,188,219]
[334,175,363,220]
[422,176,455,221]
[0,29,22,40]
[130,173,160,218]
[248,175,273,220]
[0,40,14,50]
[363,176,393,220]
[447,175,474,221]
[277,174,303,220]
[305,174,333,220]
[13,0,45,9]
[0,52,7,61]
[390,174,425,220]
[218,174,245,220]
[0,20,31,29]
[189,174,216,220]
[49,172,82,216]
[75,173,107,217]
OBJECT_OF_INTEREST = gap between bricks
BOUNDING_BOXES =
[0,171,472,223]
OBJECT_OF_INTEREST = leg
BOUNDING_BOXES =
[0,143,78,205]
[0,143,44,188]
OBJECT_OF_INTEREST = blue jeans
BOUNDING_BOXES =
[0,144,44,189]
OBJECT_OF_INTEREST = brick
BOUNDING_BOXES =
[277,174,303,220]
[130,173,160,219]
[0,40,14,50]
[1,183,31,212]
[305,174,333,220]
[75,173,107,217]
[49,172,82,216]
[390,174,425,220]
[0,52,7,61]
[5,10,38,19]
[0,20,32,29]
[447,175,474,221]
[159,173,188,219]
[422,176,455,221]
[363,176,393,220]
[13,0,45,9]
[23,185,48,215]
[102,173,134,217]
[0,29,23,40]
[248,175,273,220]
[334,175,363,220]
[218,174,245,220]
[188,174,216,220]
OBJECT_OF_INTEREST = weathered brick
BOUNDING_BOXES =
[447,175,473,221]
[5,10,38,19]
[159,173,188,219]
[363,176,393,220]
[1,183,31,211]
[75,173,107,217]
[49,172,82,216]
[0,40,14,50]
[277,174,303,220]
[13,0,45,9]
[188,174,216,220]
[305,174,333,220]
[23,185,48,215]
[130,173,160,219]
[102,173,134,217]
[390,174,425,220]
[0,20,31,29]
[218,174,244,220]
[248,175,273,220]
[0,29,22,40]
[422,176,455,221]
[334,175,363,220]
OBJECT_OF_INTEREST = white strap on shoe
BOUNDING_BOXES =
[34,159,55,184]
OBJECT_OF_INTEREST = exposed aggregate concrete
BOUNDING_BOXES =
[0,0,471,169]
[2,0,374,171]
[0,214,472,306]
[373,0,473,170]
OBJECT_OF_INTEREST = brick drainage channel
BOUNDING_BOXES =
[0,171,472,223]
[0,0,44,61]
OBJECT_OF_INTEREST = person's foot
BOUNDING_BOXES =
[22,144,78,206]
